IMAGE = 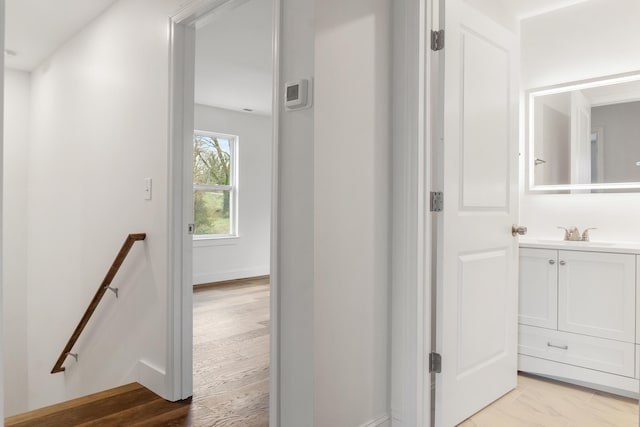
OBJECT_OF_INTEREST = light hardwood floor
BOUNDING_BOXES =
[458,373,638,427]
[194,278,639,427]
[9,278,637,426]
[190,277,270,426]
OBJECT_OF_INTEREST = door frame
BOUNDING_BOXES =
[0,0,5,420]
[166,0,281,424]
[390,0,432,425]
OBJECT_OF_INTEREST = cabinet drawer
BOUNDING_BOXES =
[519,325,635,377]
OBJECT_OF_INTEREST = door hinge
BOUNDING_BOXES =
[431,29,445,51]
[429,352,442,374]
[430,191,444,212]
[187,223,195,235]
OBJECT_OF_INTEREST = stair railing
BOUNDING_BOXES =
[51,233,146,374]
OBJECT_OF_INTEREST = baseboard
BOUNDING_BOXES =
[519,354,640,398]
[135,360,166,399]
[193,266,270,285]
[193,275,270,289]
[390,413,403,426]
[360,414,390,427]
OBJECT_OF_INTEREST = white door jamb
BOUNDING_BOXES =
[390,0,432,425]
[167,3,281,426]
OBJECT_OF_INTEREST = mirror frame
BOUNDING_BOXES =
[526,70,640,193]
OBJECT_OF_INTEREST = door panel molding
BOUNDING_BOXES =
[435,1,519,425]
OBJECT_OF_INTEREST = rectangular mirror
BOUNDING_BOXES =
[527,71,640,192]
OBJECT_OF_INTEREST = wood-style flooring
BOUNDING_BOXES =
[5,277,270,427]
[190,277,270,426]
[8,279,638,426]
[458,372,639,427]
[4,383,191,426]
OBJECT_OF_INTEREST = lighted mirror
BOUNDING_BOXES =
[527,71,640,192]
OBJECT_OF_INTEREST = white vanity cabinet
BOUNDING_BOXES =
[518,242,640,396]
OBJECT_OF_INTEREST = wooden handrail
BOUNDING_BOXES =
[51,233,146,374]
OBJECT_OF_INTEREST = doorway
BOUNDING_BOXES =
[190,0,274,422]
[168,0,278,424]
[426,0,640,425]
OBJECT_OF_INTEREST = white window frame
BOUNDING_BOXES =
[193,130,239,240]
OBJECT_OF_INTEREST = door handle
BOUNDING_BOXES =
[512,225,528,236]
[548,259,556,265]
[547,342,568,350]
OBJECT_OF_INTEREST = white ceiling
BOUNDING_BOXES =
[194,0,273,115]
[4,0,273,116]
[5,0,118,71]
[3,0,590,114]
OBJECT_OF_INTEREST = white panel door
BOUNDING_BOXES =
[435,1,519,426]
[519,248,558,329]
[558,250,635,342]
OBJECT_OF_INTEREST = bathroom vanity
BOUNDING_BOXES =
[518,239,640,397]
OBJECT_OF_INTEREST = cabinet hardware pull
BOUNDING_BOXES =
[547,342,568,350]
[549,259,556,265]
[559,260,566,266]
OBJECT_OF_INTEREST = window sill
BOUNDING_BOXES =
[193,235,240,248]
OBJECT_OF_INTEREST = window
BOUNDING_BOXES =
[193,131,238,238]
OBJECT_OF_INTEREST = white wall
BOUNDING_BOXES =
[22,0,187,410]
[0,0,393,422]
[278,1,393,425]
[3,69,30,416]
[521,0,640,90]
[520,0,640,242]
[314,0,391,425]
[277,0,315,424]
[0,2,5,419]
[193,105,271,284]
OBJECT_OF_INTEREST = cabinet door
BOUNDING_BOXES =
[519,248,558,329]
[558,251,635,342]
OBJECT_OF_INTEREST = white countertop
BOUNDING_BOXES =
[519,238,640,254]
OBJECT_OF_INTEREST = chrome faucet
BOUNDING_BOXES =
[558,226,580,241]
[557,226,597,241]
[581,227,597,242]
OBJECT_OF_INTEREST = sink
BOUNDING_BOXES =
[533,239,616,247]
[521,239,640,253]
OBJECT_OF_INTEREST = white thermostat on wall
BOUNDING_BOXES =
[285,78,312,111]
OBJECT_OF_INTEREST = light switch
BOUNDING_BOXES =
[144,178,152,200]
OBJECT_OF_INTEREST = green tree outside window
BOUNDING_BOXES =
[193,134,236,236]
